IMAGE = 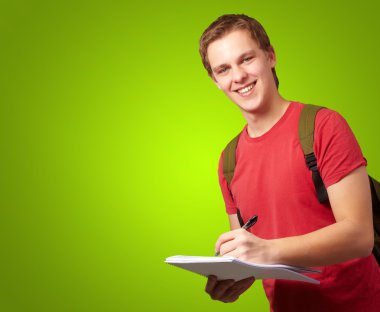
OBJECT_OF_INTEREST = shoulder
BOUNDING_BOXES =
[313,107,359,147]
[312,106,365,187]
[218,128,245,176]
[220,128,246,158]
[315,107,350,131]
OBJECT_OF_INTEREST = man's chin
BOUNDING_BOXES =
[236,102,265,115]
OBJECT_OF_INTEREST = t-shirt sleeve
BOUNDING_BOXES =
[218,152,238,214]
[314,109,367,188]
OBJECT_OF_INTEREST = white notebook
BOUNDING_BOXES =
[165,255,320,284]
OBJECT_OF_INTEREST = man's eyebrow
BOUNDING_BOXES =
[212,64,228,72]
[239,50,256,58]
[212,50,257,72]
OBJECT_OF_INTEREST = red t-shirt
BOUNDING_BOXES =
[218,102,380,311]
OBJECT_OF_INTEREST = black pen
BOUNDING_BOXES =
[215,215,258,256]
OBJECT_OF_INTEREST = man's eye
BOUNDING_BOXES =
[243,57,253,62]
[218,68,228,74]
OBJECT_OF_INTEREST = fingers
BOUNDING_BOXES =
[224,277,255,301]
[219,239,237,256]
[205,276,255,303]
[215,229,241,255]
[205,275,218,293]
[215,228,254,256]
[236,276,255,289]
[205,276,235,301]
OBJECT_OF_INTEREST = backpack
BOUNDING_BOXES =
[222,104,380,265]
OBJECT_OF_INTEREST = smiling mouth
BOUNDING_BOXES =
[235,81,257,95]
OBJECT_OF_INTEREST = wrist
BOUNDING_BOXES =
[268,238,283,264]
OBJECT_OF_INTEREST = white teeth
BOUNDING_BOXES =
[237,83,254,94]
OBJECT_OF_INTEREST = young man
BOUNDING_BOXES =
[199,14,380,311]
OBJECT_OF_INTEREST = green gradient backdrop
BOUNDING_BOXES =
[1,1,379,311]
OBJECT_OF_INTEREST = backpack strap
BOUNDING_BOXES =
[222,132,242,185]
[298,104,329,203]
[369,176,380,264]
[222,132,244,226]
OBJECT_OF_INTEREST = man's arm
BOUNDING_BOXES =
[228,214,241,230]
[215,166,374,267]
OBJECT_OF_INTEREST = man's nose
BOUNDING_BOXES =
[232,66,248,83]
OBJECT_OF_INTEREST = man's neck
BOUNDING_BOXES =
[242,97,291,138]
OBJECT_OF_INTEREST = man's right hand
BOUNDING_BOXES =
[205,275,255,303]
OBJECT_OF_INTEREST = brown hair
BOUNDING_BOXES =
[199,14,279,88]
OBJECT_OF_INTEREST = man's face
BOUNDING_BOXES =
[207,29,277,114]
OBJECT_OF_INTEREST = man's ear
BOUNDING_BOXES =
[214,82,222,90]
[267,45,276,68]
[210,74,222,89]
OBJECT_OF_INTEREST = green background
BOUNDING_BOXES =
[1,1,379,311]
